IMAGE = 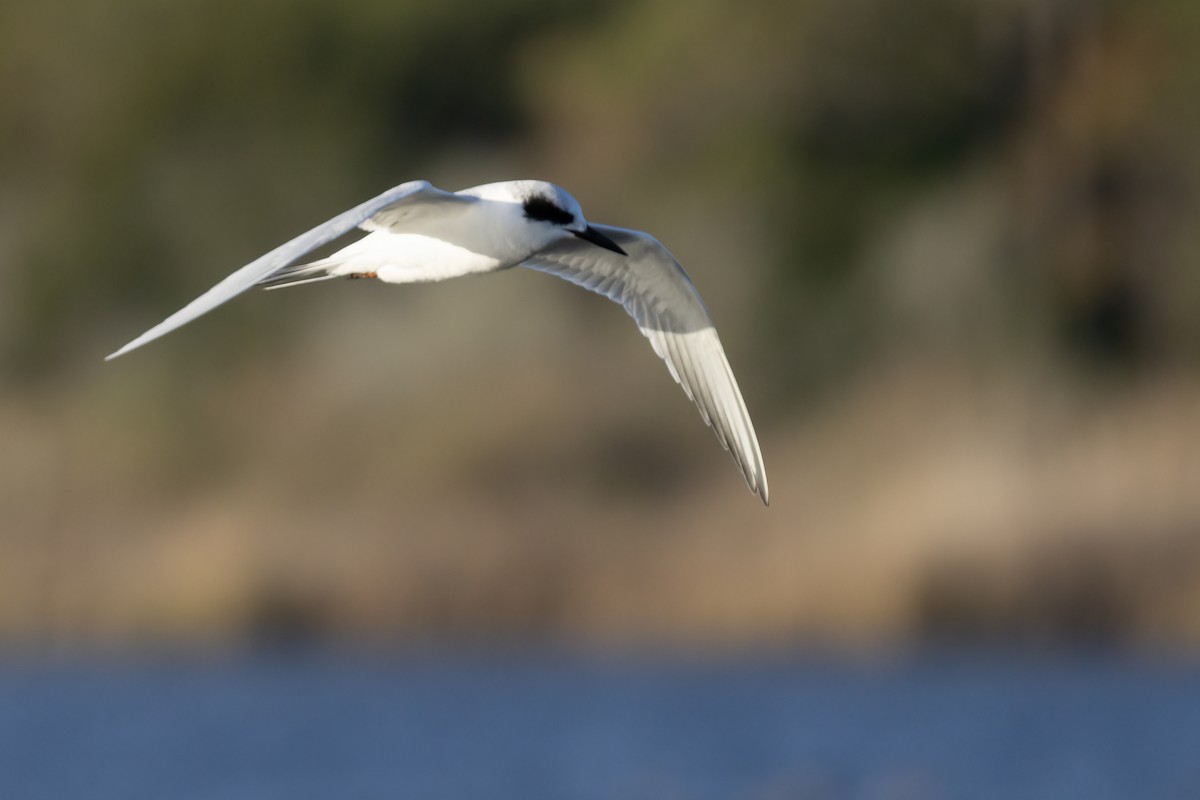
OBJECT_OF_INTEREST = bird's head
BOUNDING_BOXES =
[483,180,627,256]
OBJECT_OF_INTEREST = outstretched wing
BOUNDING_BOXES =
[520,225,769,504]
[106,180,471,360]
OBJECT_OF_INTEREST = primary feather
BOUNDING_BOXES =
[521,225,768,503]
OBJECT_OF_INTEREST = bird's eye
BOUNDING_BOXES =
[522,196,575,226]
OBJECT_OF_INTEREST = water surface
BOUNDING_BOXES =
[1,649,1198,799]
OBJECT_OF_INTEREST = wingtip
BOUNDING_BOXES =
[105,341,136,361]
[754,468,770,506]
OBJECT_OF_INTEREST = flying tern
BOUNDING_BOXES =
[107,180,769,503]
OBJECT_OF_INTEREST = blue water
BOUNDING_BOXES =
[1,648,1199,799]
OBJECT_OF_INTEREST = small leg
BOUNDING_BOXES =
[348,271,378,280]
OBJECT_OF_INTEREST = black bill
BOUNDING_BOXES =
[572,225,627,256]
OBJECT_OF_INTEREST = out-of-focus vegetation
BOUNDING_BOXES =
[2,0,1199,650]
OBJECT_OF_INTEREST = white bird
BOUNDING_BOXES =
[107,180,769,504]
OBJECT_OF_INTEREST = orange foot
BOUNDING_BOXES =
[349,271,378,280]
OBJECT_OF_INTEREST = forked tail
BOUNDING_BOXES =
[255,258,341,290]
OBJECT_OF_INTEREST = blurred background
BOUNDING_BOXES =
[3,0,1200,797]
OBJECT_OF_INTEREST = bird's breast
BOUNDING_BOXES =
[335,200,546,284]
[333,231,522,285]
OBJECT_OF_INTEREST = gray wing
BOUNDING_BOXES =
[106,180,470,360]
[520,225,769,504]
